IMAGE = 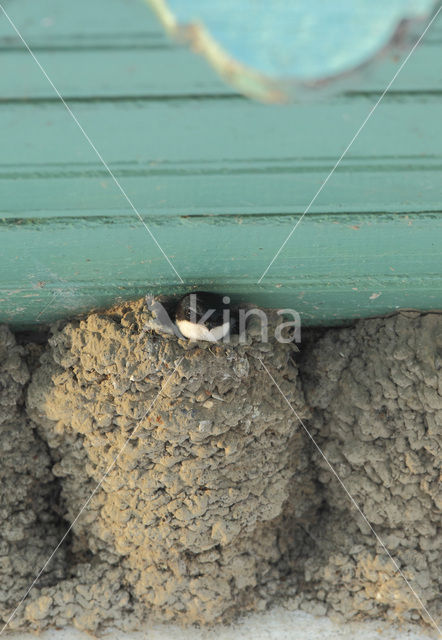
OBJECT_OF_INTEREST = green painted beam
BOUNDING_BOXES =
[2,46,442,101]
[2,211,441,327]
[1,101,442,217]
[0,0,441,328]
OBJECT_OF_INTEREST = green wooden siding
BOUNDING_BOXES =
[0,0,441,327]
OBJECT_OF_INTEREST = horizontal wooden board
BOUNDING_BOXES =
[1,100,441,217]
[0,0,167,47]
[1,30,442,100]
[1,212,441,327]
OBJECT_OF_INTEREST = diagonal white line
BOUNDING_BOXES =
[257,5,442,284]
[258,357,442,637]
[35,290,62,321]
[0,3,184,285]
[0,356,184,636]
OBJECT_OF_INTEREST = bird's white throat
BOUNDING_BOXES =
[176,319,230,342]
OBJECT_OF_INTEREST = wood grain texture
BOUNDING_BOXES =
[0,0,441,327]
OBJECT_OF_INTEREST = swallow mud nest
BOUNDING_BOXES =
[0,301,440,634]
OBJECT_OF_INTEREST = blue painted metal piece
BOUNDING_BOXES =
[149,0,438,101]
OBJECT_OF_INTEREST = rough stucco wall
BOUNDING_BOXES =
[0,304,440,634]
[297,313,442,627]
[0,326,66,626]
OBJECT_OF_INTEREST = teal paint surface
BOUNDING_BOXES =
[0,0,441,327]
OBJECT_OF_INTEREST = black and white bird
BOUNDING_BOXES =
[175,291,232,342]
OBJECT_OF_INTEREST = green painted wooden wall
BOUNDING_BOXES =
[0,0,441,327]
